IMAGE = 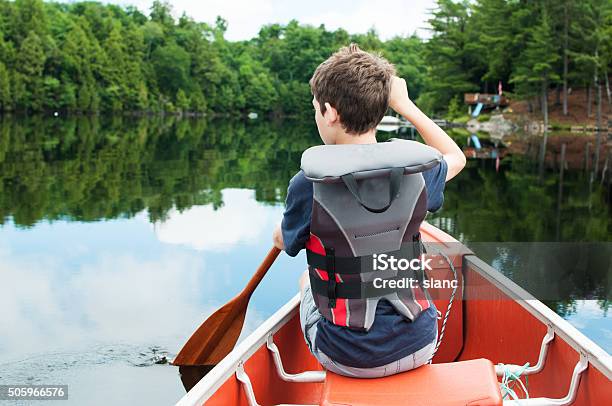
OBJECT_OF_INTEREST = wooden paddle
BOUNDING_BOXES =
[173,246,281,391]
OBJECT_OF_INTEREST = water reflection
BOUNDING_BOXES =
[428,135,611,242]
[0,217,206,358]
[0,115,316,226]
[154,189,279,251]
[0,116,609,404]
[0,190,303,404]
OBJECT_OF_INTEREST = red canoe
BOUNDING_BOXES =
[176,223,611,406]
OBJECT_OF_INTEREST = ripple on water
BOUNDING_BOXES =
[0,344,174,383]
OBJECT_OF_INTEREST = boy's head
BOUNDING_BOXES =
[310,43,395,144]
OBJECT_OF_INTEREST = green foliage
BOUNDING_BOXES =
[568,0,612,87]
[445,95,463,120]
[467,0,516,83]
[175,88,189,112]
[510,4,560,99]
[0,0,608,116]
[0,1,437,115]
[189,88,207,112]
[476,113,490,122]
[422,0,611,114]
[0,62,10,110]
[421,0,478,114]
[152,42,190,96]
[382,36,428,103]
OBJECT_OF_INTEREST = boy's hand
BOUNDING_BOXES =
[273,223,285,250]
[388,76,412,114]
[388,76,466,181]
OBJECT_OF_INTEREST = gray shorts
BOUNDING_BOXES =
[299,283,437,379]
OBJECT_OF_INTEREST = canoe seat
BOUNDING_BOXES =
[320,358,502,406]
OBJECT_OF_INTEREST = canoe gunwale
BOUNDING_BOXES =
[176,294,301,406]
[464,254,612,380]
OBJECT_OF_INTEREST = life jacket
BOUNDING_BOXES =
[301,138,442,331]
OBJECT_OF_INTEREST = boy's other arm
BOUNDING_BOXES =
[276,171,313,257]
[388,76,466,181]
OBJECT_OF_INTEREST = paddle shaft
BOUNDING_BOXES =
[241,246,281,299]
[173,246,281,368]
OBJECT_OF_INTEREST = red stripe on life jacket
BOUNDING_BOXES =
[412,281,430,311]
[306,233,326,255]
[333,297,348,327]
[306,233,349,327]
[306,234,343,283]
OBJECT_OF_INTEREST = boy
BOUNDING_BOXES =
[272,44,465,378]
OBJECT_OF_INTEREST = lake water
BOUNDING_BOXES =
[0,116,609,405]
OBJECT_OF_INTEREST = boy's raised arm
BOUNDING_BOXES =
[388,76,466,181]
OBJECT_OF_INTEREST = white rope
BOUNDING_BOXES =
[499,362,530,401]
[427,249,458,363]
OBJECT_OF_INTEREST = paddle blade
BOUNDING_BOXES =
[172,297,247,366]
[179,365,216,392]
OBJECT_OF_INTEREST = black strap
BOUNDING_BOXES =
[325,247,336,308]
[341,167,404,213]
[307,249,362,274]
[310,270,420,299]
[307,239,423,275]
[308,235,426,301]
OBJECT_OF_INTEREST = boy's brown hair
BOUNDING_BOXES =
[310,43,396,134]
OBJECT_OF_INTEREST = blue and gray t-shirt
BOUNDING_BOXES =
[281,158,448,368]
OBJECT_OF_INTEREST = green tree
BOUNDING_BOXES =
[101,23,127,111]
[421,0,478,114]
[149,1,174,30]
[175,88,189,113]
[11,0,47,44]
[77,84,92,112]
[383,35,428,102]
[570,0,611,120]
[190,88,206,112]
[467,0,516,89]
[16,30,46,111]
[0,62,11,110]
[151,42,191,96]
[510,4,560,124]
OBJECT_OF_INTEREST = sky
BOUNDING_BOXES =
[110,0,437,41]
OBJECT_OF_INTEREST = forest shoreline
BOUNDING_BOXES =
[1,1,609,124]
[1,89,607,132]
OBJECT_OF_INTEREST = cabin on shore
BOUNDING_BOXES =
[464,93,508,107]
[464,93,509,117]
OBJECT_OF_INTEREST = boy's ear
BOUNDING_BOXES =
[323,102,339,126]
